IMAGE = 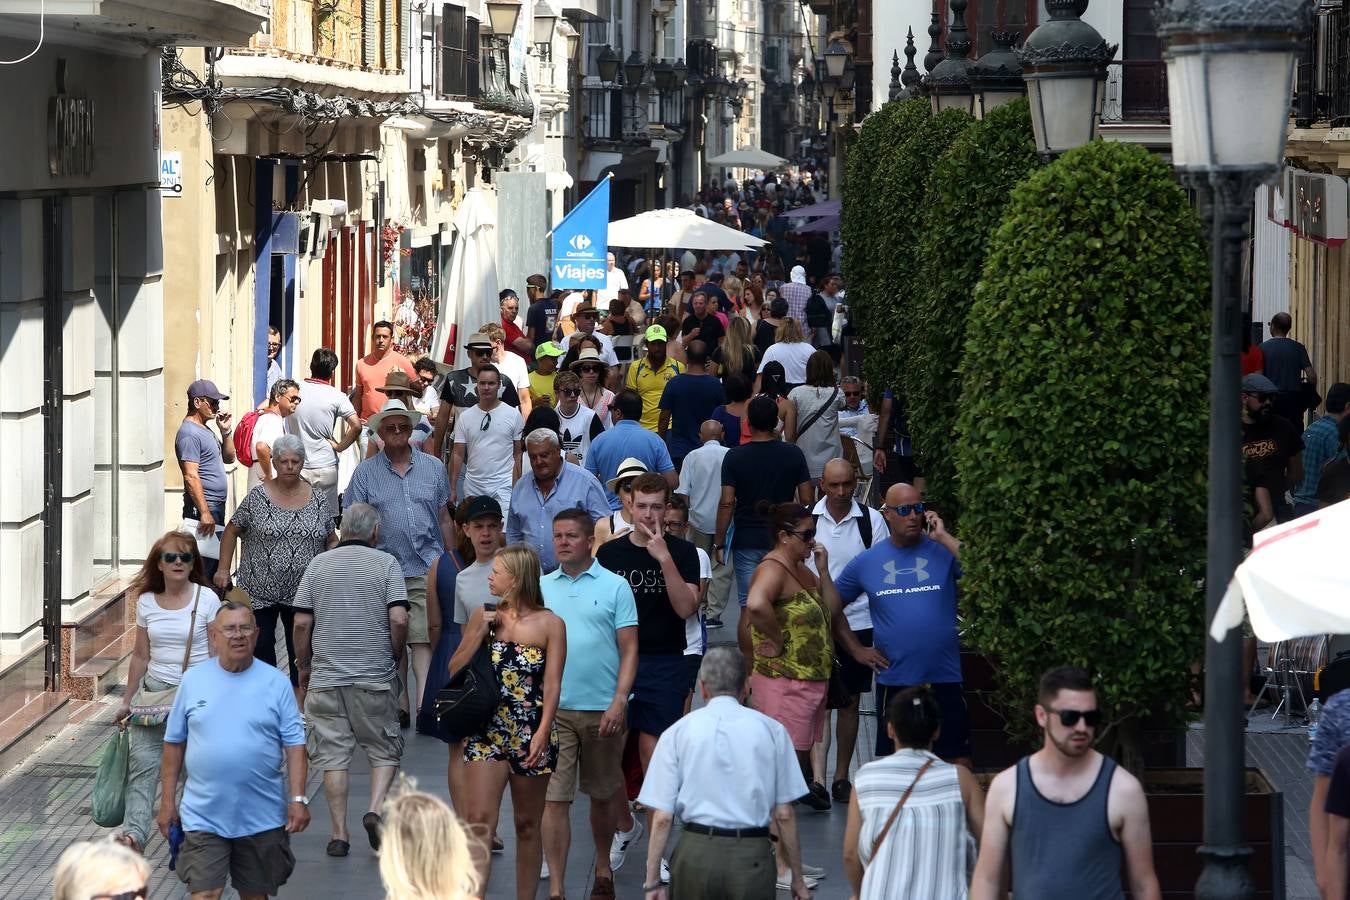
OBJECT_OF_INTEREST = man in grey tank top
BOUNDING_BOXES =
[971,666,1160,900]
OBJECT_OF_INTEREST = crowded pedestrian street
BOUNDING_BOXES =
[5,0,1350,899]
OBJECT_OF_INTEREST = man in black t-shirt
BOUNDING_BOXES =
[525,275,558,354]
[680,292,726,347]
[1241,373,1303,528]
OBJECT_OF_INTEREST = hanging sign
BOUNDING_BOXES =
[551,177,610,288]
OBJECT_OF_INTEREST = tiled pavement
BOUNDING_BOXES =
[0,635,1326,898]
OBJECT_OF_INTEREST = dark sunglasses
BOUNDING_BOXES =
[469,348,492,356]
[480,411,492,431]
[843,391,862,398]
[92,889,148,900]
[1046,707,1102,728]
[886,502,927,518]
[559,388,581,397]
[161,551,195,564]
[418,375,436,384]
[786,528,817,543]
[580,366,605,375]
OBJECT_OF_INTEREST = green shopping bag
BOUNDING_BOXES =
[91,728,129,827]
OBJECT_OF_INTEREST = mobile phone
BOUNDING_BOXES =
[483,602,497,612]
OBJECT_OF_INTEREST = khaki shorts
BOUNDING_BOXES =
[545,708,626,803]
[301,465,339,514]
[404,575,429,644]
[305,682,404,771]
[178,827,294,896]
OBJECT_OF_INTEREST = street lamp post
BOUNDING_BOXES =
[1016,0,1115,159]
[928,0,976,116]
[969,31,1024,119]
[1155,0,1312,897]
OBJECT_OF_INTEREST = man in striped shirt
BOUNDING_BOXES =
[291,503,410,856]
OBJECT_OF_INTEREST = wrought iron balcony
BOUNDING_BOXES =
[582,84,623,142]
[1295,7,1350,127]
[1101,60,1169,124]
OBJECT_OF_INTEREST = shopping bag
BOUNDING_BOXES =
[91,729,130,827]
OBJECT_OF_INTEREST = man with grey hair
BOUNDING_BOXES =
[507,427,610,573]
[838,376,870,440]
[249,378,302,489]
[638,646,812,899]
[291,502,409,856]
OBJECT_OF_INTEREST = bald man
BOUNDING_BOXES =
[675,420,733,628]
[806,459,889,802]
[833,483,971,767]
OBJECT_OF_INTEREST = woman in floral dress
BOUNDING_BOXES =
[452,544,565,900]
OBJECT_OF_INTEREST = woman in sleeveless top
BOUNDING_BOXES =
[711,373,754,447]
[453,545,565,900]
[744,501,851,881]
[786,350,848,486]
[844,686,985,900]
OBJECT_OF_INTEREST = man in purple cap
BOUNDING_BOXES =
[175,379,235,582]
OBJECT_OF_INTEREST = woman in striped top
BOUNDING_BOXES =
[843,686,986,900]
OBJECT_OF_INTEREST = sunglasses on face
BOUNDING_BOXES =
[469,348,492,357]
[1046,707,1102,728]
[384,421,412,434]
[663,521,688,532]
[580,366,605,375]
[843,391,862,398]
[886,502,926,518]
[161,551,195,564]
[418,374,436,385]
[786,528,817,543]
[92,888,148,900]
[559,388,581,397]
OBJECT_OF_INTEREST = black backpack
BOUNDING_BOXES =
[805,292,831,329]
[817,507,874,549]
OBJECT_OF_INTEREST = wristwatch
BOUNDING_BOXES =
[290,795,309,806]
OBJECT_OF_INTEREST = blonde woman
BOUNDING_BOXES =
[53,839,148,900]
[380,788,480,900]
[713,315,759,384]
[451,545,566,900]
[756,317,817,389]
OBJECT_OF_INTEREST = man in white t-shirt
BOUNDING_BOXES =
[806,458,887,804]
[597,252,630,304]
[291,349,362,513]
[449,364,524,512]
[479,321,533,420]
[249,379,301,489]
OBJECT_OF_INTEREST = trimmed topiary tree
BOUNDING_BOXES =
[954,140,1210,772]
[905,98,1040,528]
[859,104,973,403]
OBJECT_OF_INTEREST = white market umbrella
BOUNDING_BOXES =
[777,199,841,219]
[608,208,768,252]
[1211,498,1350,643]
[431,188,499,370]
[706,146,790,170]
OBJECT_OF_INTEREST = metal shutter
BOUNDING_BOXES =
[363,0,377,67]
[442,3,466,96]
[466,15,480,98]
[384,0,396,67]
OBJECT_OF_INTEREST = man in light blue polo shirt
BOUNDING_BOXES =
[540,508,639,898]
[585,389,677,510]
[507,427,610,572]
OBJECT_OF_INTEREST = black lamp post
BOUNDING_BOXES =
[928,0,976,115]
[824,37,849,80]
[969,30,1024,118]
[596,45,621,85]
[1016,0,1115,159]
[1154,0,1312,896]
[623,50,648,88]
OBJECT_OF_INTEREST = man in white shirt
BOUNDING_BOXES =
[807,458,887,805]
[449,364,524,512]
[638,646,812,900]
[249,379,301,489]
[478,321,533,420]
[291,349,361,513]
[675,421,733,630]
[597,252,630,305]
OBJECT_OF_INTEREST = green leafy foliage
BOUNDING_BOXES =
[905,99,1041,528]
[953,141,1210,768]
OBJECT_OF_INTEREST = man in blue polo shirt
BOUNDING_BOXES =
[835,481,970,767]
[585,389,677,510]
[540,508,639,898]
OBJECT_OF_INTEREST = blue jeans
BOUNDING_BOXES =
[733,547,768,608]
[182,495,226,583]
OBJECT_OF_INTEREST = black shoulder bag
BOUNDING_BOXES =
[435,627,500,742]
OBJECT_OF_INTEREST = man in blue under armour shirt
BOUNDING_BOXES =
[834,482,969,766]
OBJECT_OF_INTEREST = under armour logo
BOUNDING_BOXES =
[883,557,929,584]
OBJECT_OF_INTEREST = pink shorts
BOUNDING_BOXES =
[750,673,828,752]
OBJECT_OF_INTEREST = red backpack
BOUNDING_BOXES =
[231,410,276,467]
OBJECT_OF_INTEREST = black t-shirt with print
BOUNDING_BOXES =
[439,367,521,409]
[596,534,700,656]
[1242,413,1303,498]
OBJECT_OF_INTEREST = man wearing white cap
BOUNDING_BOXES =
[344,399,454,726]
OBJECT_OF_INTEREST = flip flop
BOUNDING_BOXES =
[363,812,383,852]
[326,839,350,857]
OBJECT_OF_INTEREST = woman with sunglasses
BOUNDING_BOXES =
[843,686,985,900]
[568,344,614,424]
[113,531,222,855]
[54,839,149,900]
[744,501,859,885]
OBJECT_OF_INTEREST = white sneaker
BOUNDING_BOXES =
[609,816,644,871]
[801,863,826,879]
[776,872,819,891]
[541,860,550,879]
[660,858,670,883]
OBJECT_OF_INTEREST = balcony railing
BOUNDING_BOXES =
[583,84,623,141]
[1101,60,1169,124]
[1295,8,1350,127]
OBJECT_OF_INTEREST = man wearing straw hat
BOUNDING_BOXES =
[344,398,454,729]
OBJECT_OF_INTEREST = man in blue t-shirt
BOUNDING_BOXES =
[160,601,309,897]
[835,482,970,766]
[658,340,725,468]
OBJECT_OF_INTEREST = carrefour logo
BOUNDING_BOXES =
[569,233,593,251]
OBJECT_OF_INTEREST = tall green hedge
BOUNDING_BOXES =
[905,99,1040,527]
[954,140,1210,769]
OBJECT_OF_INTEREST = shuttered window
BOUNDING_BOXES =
[442,3,467,96]
[383,0,395,67]
[466,16,481,98]
[363,0,378,67]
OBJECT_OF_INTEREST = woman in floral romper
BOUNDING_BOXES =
[452,544,565,900]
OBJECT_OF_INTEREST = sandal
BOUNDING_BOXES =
[363,812,383,852]
[326,839,350,857]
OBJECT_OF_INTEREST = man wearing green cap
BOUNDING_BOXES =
[530,341,563,409]
[625,325,684,433]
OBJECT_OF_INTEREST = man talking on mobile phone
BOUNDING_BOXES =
[833,482,970,768]
[175,379,235,583]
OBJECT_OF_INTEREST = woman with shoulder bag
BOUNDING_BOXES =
[842,686,985,899]
[113,531,222,854]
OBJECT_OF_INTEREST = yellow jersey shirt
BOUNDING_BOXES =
[625,356,684,432]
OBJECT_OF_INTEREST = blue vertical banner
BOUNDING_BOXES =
[552,177,610,289]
